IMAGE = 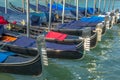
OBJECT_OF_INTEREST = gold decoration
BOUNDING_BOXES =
[21,20,25,26]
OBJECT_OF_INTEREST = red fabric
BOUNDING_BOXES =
[0,16,8,25]
[0,19,8,24]
[12,21,17,24]
[0,16,4,19]
[45,31,68,41]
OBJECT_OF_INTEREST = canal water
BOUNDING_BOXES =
[0,0,120,80]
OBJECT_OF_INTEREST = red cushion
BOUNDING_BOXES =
[45,31,67,41]
[0,19,8,24]
[0,16,8,24]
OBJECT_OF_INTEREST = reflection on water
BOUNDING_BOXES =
[0,73,14,80]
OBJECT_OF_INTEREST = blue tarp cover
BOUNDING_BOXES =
[57,16,104,29]
[48,3,74,11]
[0,51,15,62]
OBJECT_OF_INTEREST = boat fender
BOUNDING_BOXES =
[115,13,120,23]
[41,48,48,66]
[37,35,48,66]
[104,16,110,29]
[79,37,83,40]
[110,16,115,28]
[94,23,102,41]
[82,27,91,51]
[84,38,90,51]
[115,9,119,13]
[117,19,120,24]
[109,12,115,28]
[115,9,120,23]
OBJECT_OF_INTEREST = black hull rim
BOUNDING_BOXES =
[0,54,42,75]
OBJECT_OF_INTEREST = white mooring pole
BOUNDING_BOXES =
[76,0,79,20]
[48,0,52,31]
[103,0,106,12]
[37,35,48,80]
[5,0,8,14]
[26,0,30,37]
[112,0,115,10]
[93,0,96,15]
[85,0,88,17]
[62,0,65,24]
[36,0,39,12]
[98,0,101,14]
[22,0,25,13]
[108,0,111,12]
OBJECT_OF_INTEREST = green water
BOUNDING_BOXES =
[0,0,120,80]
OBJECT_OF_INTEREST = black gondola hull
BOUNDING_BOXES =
[0,55,42,75]
[52,29,98,48]
[2,42,84,59]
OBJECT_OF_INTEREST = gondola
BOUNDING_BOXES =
[8,2,113,28]
[9,2,25,13]
[29,3,76,19]
[6,21,97,49]
[28,2,118,27]
[63,2,98,16]
[4,13,105,49]
[0,26,42,75]
[30,13,108,35]
[0,5,26,25]
[0,6,23,15]
[8,2,118,26]
[2,4,108,48]
[8,2,58,24]
[0,50,42,75]
[0,14,96,49]
[48,2,93,17]
[7,3,108,49]
[0,25,84,59]
[1,34,84,59]
[30,9,112,37]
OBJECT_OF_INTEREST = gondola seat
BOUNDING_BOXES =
[46,42,77,51]
[11,36,36,48]
[11,36,79,51]
[45,31,68,41]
